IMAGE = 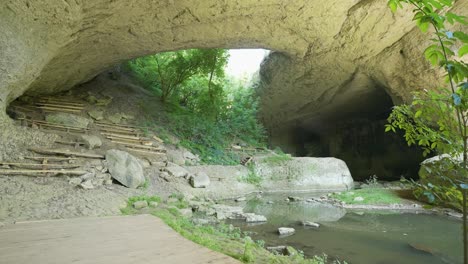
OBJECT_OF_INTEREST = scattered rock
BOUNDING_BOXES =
[165,163,189,178]
[81,135,102,149]
[45,113,91,129]
[212,204,244,220]
[245,213,267,223]
[235,197,247,202]
[104,179,113,185]
[0,222,4,228]
[80,179,94,189]
[354,211,365,216]
[80,172,95,181]
[446,211,463,218]
[96,96,113,106]
[166,149,186,165]
[179,208,193,218]
[166,197,179,204]
[149,201,159,208]
[267,201,274,204]
[288,196,302,202]
[278,227,295,236]
[189,173,210,188]
[106,149,145,188]
[353,196,365,202]
[87,109,104,121]
[408,243,435,255]
[133,200,148,209]
[267,246,289,255]
[107,113,122,124]
[301,221,320,228]
[68,177,82,186]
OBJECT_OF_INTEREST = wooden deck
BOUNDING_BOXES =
[0,214,240,264]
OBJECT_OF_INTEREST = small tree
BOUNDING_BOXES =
[385,0,468,262]
[128,49,229,102]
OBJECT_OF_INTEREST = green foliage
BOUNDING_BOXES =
[128,49,229,102]
[385,0,468,200]
[331,188,403,205]
[263,153,293,165]
[238,164,263,186]
[167,193,189,209]
[386,2,468,260]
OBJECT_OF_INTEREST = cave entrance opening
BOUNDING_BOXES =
[290,84,425,182]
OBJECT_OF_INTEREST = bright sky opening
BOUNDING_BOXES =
[225,49,268,79]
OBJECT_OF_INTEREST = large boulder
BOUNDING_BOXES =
[255,157,354,191]
[105,149,145,188]
[45,113,90,129]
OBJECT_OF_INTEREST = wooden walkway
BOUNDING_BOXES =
[0,215,240,264]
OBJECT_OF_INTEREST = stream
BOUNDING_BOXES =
[227,192,462,264]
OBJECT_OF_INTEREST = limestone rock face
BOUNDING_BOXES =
[0,0,466,146]
[105,149,145,189]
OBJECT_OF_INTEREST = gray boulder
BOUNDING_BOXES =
[189,173,210,188]
[167,149,186,165]
[69,177,82,186]
[106,149,145,188]
[165,163,189,178]
[133,200,148,209]
[45,113,91,129]
[81,135,102,149]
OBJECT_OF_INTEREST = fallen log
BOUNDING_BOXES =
[28,148,104,159]
[36,106,81,113]
[35,103,84,110]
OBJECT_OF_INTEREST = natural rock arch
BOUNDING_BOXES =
[1,0,466,141]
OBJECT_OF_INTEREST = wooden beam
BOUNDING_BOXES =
[110,141,166,152]
[125,148,167,157]
[29,148,104,159]
[97,127,140,135]
[36,106,81,113]
[101,133,142,140]
[0,169,87,176]
[38,100,84,107]
[24,156,77,161]
[0,162,81,169]
[35,103,84,110]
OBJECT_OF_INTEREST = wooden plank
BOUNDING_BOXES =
[153,135,164,143]
[38,100,84,107]
[101,132,142,140]
[110,141,166,152]
[125,148,167,157]
[36,103,84,110]
[36,106,81,113]
[24,156,77,161]
[95,121,150,129]
[0,169,87,176]
[98,127,140,135]
[94,123,138,131]
[40,97,84,104]
[55,140,85,146]
[20,119,89,131]
[29,148,104,159]
[0,162,81,169]
[106,136,145,144]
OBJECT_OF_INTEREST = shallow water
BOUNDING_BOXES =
[229,192,462,264]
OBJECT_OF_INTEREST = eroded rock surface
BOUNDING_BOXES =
[1,0,466,133]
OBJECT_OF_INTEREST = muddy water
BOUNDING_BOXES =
[229,193,462,264]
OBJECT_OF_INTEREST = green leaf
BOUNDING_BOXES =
[415,110,423,118]
[459,44,468,57]
[388,0,398,12]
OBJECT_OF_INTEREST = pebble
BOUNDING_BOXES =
[353,196,364,202]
